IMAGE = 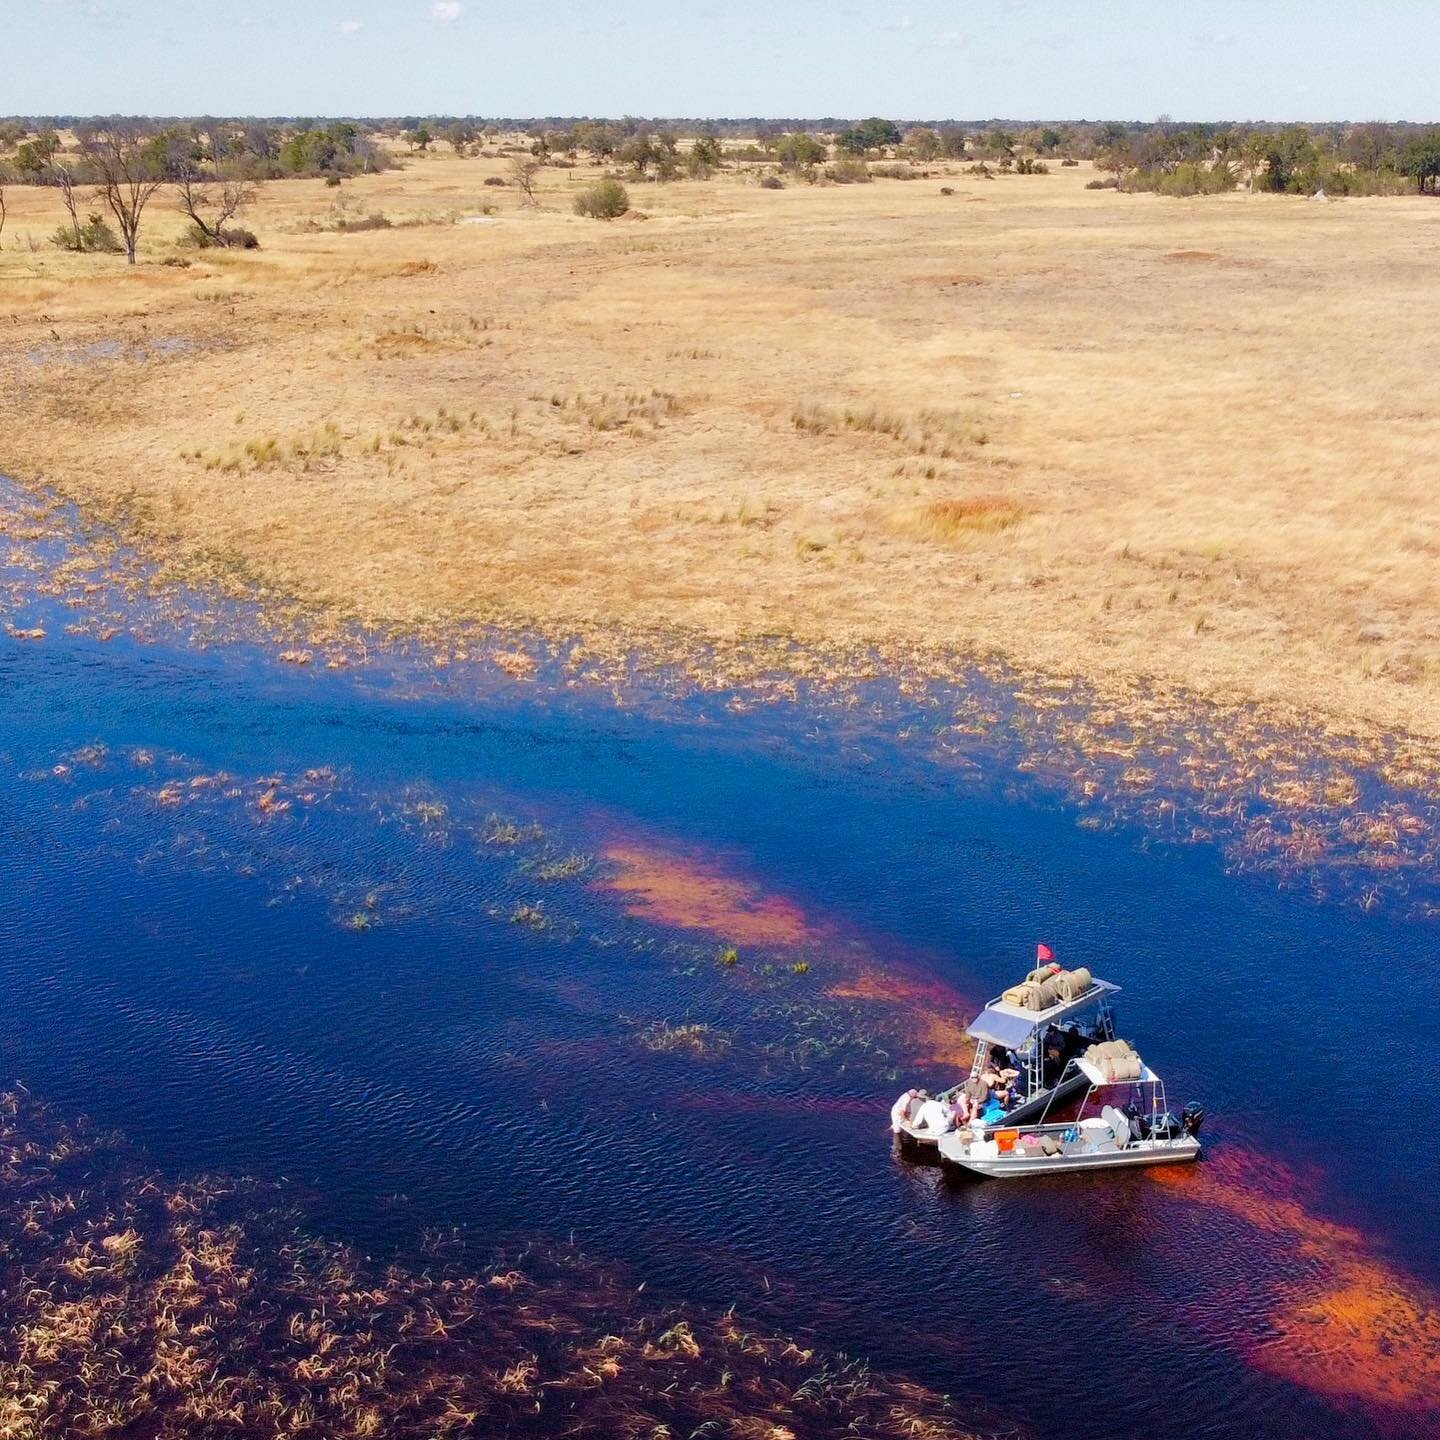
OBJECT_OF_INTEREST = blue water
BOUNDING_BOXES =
[0,514,1436,1438]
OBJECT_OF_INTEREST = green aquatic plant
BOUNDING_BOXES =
[532,851,591,881]
[717,945,739,968]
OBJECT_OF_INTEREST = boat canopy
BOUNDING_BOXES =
[966,979,1120,1051]
[966,1008,1036,1050]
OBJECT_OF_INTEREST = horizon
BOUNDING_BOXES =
[6,1,1440,123]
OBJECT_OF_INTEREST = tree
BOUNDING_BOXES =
[53,164,85,250]
[619,133,657,174]
[689,134,723,176]
[1343,122,1396,174]
[175,160,260,246]
[77,122,165,265]
[776,131,826,173]
[838,117,900,154]
[905,127,941,161]
[443,122,476,154]
[509,155,541,205]
[1098,136,1134,188]
[406,125,433,152]
[0,181,7,249]
[1399,130,1440,194]
[1255,128,1318,193]
[14,129,60,177]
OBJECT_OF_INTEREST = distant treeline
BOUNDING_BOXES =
[2,115,1439,195]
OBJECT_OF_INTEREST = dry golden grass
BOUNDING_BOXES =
[4,149,1440,747]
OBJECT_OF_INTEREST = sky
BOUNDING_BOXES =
[5,0,1438,121]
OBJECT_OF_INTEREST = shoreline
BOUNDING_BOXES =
[3,476,1438,920]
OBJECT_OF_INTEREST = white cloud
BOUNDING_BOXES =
[337,18,363,34]
[431,1,464,22]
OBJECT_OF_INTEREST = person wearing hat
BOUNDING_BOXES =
[890,1087,922,1134]
[915,1089,952,1134]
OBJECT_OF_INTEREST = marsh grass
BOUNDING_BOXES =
[631,1018,732,1058]
[792,402,988,459]
[0,1090,978,1439]
[904,497,1026,540]
[186,409,483,475]
[7,154,1440,769]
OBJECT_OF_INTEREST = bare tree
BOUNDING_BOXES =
[0,182,7,249]
[53,165,84,250]
[509,155,541,206]
[175,161,259,246]
[78,121,164,264]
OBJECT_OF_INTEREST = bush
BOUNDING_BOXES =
[324,174,342,188]
[1086,177,1118,190]
[759,175,784,190]
[483,175,507,186]
[573,178,630,219]
[1061,157,1080,167]
[1126,161,1234,197]
[336,212,393,232]
[825,156,870,184]
[1015,157,1049,175]
[177,222,260,250]
[870,163,917,180]
[940,186,955,196]
[50,212,123,254]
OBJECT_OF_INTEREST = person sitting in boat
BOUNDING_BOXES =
[915,1091,953,1134]
[957,1073,991,1124]
[890,1088,922,1134]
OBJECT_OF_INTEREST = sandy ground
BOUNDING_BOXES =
[3,151,1439,745]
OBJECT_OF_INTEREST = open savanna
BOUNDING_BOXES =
[3,148,1440,753]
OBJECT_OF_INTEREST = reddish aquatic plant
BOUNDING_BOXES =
[596,837,816,948]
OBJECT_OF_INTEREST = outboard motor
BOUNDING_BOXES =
[1181,1102,1206,1138]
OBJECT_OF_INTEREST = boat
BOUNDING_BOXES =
[935,1049,1204,1178]
[894,962,1120,1151]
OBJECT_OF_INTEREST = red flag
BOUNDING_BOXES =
[1036,943,1054,962]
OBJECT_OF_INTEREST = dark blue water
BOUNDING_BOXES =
[1,515,1437,1438]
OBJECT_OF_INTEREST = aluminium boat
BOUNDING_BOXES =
[935,1050,1204,1178]
[895,966,1120,1151]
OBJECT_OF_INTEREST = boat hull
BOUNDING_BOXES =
[938,1135,1200,1179]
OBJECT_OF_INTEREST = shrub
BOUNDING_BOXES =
[870,163,917,180]
[573,178,630,219]
[759,175,785,190]
[336,211,393,232]
[1061,157,1080,167]
[1015,157,1049,175]
[1086,177,1118,190]
[177,222,260,250]
[825,156,870,184]
[940,186,955,196]
[483,175,507,186]
[1126,161,1234,197]
[324,174,342,188]
[50,212,123,253]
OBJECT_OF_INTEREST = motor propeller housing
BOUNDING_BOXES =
[1181,1102,1206,1137]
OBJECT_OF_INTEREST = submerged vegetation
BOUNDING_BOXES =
[0,1090,975,1439]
